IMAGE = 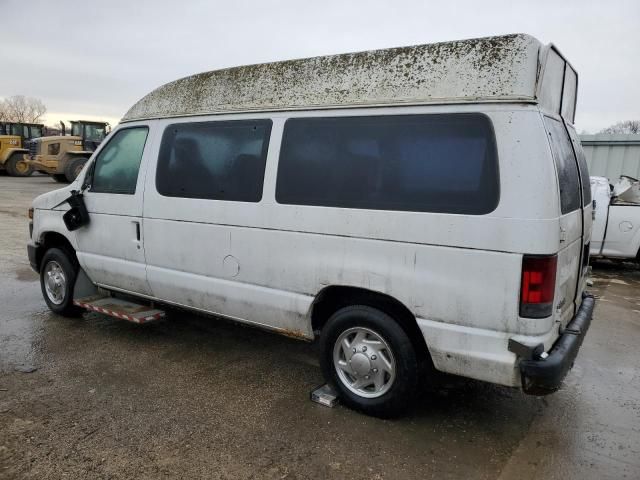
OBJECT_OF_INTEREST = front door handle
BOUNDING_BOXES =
[133,220,141,247]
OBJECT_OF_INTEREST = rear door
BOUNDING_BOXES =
[565,124,593,303]
[543,116,584,326]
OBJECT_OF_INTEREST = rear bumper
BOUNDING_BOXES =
[519,293,595,395]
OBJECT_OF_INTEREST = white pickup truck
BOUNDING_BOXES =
[590,176,640,261]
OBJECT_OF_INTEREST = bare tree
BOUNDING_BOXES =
[0,95,47,123]
[0,100,8,122]
[600,120,640,134]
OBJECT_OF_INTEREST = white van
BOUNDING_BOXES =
[28,34,594,417]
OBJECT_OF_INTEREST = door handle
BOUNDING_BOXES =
[133,221,141,244]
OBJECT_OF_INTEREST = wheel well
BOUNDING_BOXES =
[311,285,430,360]
[37,232,77,270]
[9,150,28,158]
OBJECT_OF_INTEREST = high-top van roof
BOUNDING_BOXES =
[122,33,578,123]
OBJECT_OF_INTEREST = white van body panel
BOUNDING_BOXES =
[29,109,586,389]
[123,104,573,387]
[29,34,590,392]
[31,208,78,249]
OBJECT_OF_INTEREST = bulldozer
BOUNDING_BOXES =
[25,120,109,182]
[0,122,44,176]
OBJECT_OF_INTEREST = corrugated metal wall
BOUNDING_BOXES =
[580,134,640,181]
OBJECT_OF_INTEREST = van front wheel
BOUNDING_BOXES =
[319,305,419,417]
[39,248,83,317]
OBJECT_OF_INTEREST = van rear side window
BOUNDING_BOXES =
[566,125,592,206]
[544,117,581,213]
[276,114,499,214]
[156,120,272,202]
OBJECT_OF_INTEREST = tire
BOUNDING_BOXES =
[319,305,419,417]
[6,153,33,177]
[52,174,68,183]
[64,157,88,182]
[39,247,83,317]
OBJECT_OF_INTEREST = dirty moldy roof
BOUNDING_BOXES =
[122,33,576,123]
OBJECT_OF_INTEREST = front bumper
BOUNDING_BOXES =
[519,293,595,395]
[27,240,39,272]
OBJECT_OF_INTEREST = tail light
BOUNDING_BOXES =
[520,255,557,318]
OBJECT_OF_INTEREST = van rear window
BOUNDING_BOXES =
[276,114,499,214]
[544,117,581,213]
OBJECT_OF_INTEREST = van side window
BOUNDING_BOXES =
[544,117,581,213]
[566,125,592,206]
[276,114,499,214]
[156,120,272,202]
[91,127,148,195]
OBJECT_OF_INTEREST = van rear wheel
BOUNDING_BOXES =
[319,305,419,417]
[39,248,83,317]
[6,153,33,177]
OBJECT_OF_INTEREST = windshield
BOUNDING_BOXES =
[72,123,106,142]
[85,124,106,142]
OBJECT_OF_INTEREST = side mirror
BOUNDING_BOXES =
[62,191,90,231]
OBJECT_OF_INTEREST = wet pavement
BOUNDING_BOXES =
[0,175,639,479]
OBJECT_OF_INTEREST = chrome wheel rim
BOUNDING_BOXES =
[43,260,66,305]
[333,326,396,398]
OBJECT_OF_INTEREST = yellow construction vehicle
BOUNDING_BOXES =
[26,120,109,182]
[0,122,44,176]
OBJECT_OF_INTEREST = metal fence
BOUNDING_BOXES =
[580,134,640,181]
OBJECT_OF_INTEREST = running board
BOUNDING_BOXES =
[73,295,166,324]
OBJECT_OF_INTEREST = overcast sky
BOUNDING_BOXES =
[2,0,638,132]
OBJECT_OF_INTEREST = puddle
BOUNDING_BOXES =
[14,266,38,282]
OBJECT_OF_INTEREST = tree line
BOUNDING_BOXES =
[0,95,47,123]
[599,120,640,134]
